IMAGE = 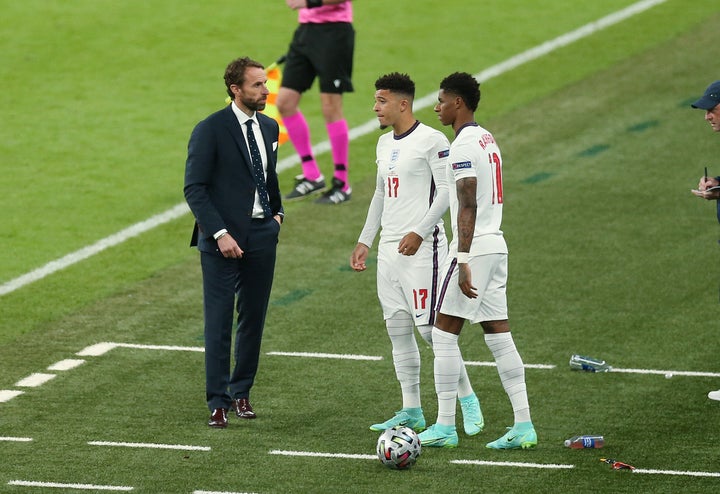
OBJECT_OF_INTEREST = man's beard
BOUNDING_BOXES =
[243,99,266,112]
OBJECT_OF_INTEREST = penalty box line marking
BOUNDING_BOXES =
[270,450,720,477]
[270,450,573,470]
[7,480,133,491]
[88,441,211,452]
[194,491,258,494]
[451,459,574,470]
[0,0,669,298]
[3,339,714,407]
[633,468,720,478]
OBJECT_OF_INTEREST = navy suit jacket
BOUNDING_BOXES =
[184,105,283,253]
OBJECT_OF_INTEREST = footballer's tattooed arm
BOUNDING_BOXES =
[456,176,478,299]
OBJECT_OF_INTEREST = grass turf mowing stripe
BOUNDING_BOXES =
[88,441,211,452]
[7,480,133,491]
[266,351,382,361]
[0,0,669,299]
[451,459,575,470]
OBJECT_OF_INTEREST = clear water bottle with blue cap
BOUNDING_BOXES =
[569,354,611,372]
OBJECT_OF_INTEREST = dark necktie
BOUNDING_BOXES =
[245,120,272,217]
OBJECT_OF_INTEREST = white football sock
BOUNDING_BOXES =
[386,312,421,409]
[484,332,531,424]
[418,324,474,400]
[432,327,461,427]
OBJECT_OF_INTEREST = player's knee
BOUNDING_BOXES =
[481,319,510,333]
[417,324,433,346]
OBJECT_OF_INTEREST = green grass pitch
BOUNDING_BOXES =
[2,1,720,492]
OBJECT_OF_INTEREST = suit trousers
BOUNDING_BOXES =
[200,217,279,410]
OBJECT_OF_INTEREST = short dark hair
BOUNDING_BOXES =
[224,57,264,98]
[375,72,415,99]
[439,72,480,112]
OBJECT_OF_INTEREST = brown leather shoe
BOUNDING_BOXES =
[232,397,257,419]
[208,408,228,428]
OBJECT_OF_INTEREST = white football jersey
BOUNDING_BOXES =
[447,123,508,256]
[358,121,450,246]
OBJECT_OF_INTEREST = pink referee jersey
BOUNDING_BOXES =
[298,1,352,23]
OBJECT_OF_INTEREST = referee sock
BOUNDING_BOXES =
[326,119,349,190]
[387,312,421,409]
[432,327,461,427]
[284,111,321,181]
[484,332,532,424]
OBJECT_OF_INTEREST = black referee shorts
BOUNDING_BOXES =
[281,22,355,94]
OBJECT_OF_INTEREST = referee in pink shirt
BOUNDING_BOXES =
[278,0,354,205]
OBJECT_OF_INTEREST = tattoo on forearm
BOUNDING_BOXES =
[456,177,477,253]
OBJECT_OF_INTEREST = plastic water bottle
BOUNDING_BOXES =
[564,435,604,449]
[569,354,611,372]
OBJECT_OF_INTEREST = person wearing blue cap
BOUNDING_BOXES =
[690,80,720,402]
[690,80,720,212]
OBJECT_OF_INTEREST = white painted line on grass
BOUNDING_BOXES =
[194,491,258,494]
[0,390,24,402]
[47,359,86,371]
[88,441,211,452]
[279,0,670,173]
[0,0,668,298]
[115,343,204,352]
[465,361,556,370]
[7,480,133,491]
[15,373,56,387]
[611,367,720,378]
[266,351,383,361]
[269,449,376,461]
[0,203,189,297]
[452,459,575,470]
[0,436,33,442]
[633,468,720,478]
[194,491,257,494]
[76,342,118,356]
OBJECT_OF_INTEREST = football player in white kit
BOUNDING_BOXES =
[418,72,537,449]
[350,73,483,436]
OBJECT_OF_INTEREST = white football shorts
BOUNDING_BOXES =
[376,235,448,326]
[436,253,508,324]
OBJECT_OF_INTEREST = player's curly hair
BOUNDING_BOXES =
[439,72,481,112]
[375,72,415,99]
[224,57,264,98]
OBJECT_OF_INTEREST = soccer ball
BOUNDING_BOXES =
[376,426,421,470]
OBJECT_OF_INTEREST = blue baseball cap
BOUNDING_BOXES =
[691,80,720,110]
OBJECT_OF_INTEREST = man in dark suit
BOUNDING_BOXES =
[184,57,284,428]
